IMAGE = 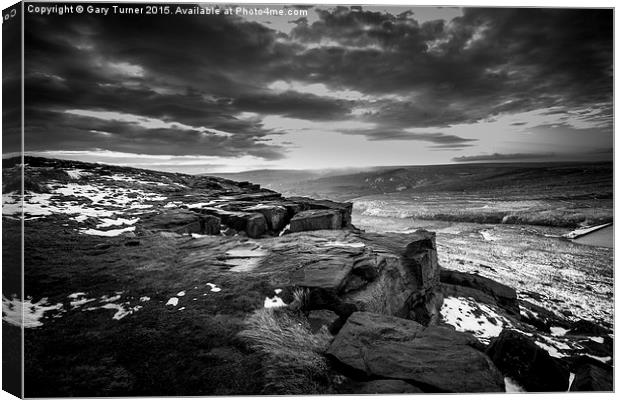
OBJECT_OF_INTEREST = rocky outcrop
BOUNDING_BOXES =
[440,269,519,316]
[202,215,221,235]
[486,329,569,392]
[186,196,353,237]
[401,231,443,325]
[140,210,205,234]
[326,312,505,393]
[289,210,343,233]
[286,197,353,227]
[262,232,417,319]
[566,319,611,336]
[243,204,288,232]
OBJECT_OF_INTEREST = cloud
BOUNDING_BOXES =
[357,130,477,144]
[20,6,612,167]
[452,152,556,162]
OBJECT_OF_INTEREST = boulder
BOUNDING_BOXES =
[440,269,519,316]
[243,204,288,232]
[201,214,221,235]
[402,230,439,291]
[407,288,444,326]
[286,196,353,226]
[327,312,504,393]
[203,210,266,238]
[566,319,611,337]
[296,258,354,291]
[245,213,267,238]
[142,210,203,234]
[569,362,613,391]
[289,210,343,233]
[486,329,569,392]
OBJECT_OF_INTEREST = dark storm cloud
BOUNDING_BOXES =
[23,5,612,158]
[283,6,612,134]
[349,129,477,144]
[232,92,352,120]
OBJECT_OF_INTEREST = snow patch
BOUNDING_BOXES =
[206,283,221,292]
[80,226,136,237]
[264,295,286,308]
[480,230,499,241]
[278,224,291,237]
[68,293,96,308]
[85,303,142,320]
[504,377,526,392]
[550,327,569,337]
[100,294,122,303]
[585,354,611,363]
[568,373,575,390]
[2,295,63,328]
[535,340,568,358]
[96,217,140,228]
[322,241,366,248]
[441,296,511,343]
[66,169,91,179]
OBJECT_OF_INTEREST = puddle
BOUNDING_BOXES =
[571,225,613,248]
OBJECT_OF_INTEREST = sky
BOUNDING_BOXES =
[3,2,614,173]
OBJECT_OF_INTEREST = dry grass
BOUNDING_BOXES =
[237,307,333,394]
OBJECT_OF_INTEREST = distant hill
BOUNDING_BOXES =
[210,162,613,202]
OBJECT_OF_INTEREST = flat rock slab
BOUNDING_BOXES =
[327,312,505,393]
[141,210,203,234]
[296,258,353,291]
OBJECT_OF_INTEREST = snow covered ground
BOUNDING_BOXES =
[2,178,169,236]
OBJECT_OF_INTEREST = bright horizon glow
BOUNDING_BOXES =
[11,148,611,176]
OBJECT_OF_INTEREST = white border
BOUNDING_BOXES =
[0,1,616,400]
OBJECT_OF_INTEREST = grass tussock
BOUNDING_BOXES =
[237,307,333,395]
